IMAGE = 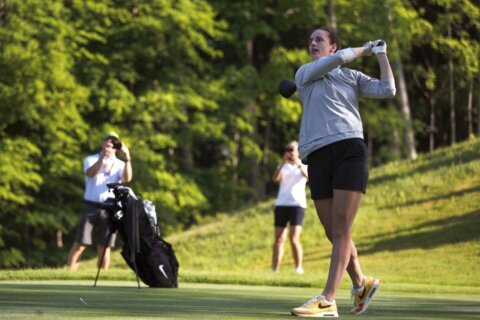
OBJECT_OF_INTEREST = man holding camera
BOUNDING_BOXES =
[67,132,132,271]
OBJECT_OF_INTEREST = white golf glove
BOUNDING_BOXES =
[372,39,387,55]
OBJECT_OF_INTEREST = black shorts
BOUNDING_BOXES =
[307,138,369,200]
[274,206,305,227]
[74,202,116,247]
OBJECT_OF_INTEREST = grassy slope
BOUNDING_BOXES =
[168,139,480,288]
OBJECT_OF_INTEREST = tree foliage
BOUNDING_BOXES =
[0,0,478,267]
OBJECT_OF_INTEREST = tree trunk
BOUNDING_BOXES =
[384,0,417,159]
[245,36,262,200]
[180,112,194,172]
[477,56,480,138]
[477,76,480,137]
[262,116,271,166]
[0,0,6,27]
[390,129,401,162]
[231,131,240,209]
[367,126,373,167]
[448,24,456,144]
[388,103,401,158]
[467,80,473,138]
[328,0,337,32]
[56,230,63,248]
[448,58,456,144]
[392,59,418,160]
[428,98,436,152]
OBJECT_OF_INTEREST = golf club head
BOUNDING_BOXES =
[278,79,297,98]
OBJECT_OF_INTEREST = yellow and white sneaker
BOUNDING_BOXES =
[350,277,380,315]
[291,295,338,317]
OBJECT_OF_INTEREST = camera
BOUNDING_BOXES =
[112,140,122,150]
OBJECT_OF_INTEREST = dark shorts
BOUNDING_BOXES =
[307,138,369,200]
[74,202,116,247]
[274,206,305,227]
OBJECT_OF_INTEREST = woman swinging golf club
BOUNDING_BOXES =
[290,27,396,317]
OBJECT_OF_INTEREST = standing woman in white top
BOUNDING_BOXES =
[290,27,396,318]
[272,141,308,274]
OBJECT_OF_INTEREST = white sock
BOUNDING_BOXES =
[320,295,335,304]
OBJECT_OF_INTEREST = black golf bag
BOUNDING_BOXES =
[95,183,179,288]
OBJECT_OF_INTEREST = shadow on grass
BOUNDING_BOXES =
[357,209,480,255]
[303,250,331,262]
[366,296,480,319]
[380,184,480,210]
[0,283,479,319]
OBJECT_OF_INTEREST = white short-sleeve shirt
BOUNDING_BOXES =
[83,153,125,203]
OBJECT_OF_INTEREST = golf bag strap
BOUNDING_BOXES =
[126,197,141,260]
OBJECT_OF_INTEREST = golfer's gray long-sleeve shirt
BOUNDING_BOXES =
[295,48,396,162]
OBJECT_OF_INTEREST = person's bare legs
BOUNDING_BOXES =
[272,227,288,272]
[96,245,111,271]
[314,198,364,288]
[314,190,363,301]
[289,225,303,270]
[67,242,86,271]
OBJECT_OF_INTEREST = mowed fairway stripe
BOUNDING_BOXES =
[0,281,479,319]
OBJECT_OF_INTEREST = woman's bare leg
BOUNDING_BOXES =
[314,190,364,300]
[289,225,303,269]
[272,227,288,271]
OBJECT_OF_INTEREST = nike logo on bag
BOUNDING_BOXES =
[158,265,168,279]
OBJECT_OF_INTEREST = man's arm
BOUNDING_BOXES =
[122,159,132,183]
[119,144,132,183]
[85,155,104,177]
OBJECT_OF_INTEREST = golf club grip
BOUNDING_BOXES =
[376,40,385,46]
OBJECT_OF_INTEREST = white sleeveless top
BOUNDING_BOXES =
[274,163,308,208]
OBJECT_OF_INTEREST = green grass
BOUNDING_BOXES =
[1,280,479,319]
